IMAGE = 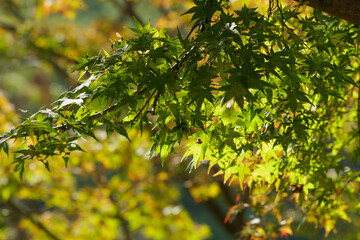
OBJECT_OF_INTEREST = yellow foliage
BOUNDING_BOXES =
[190,182,220,201]
[36,0,85,19]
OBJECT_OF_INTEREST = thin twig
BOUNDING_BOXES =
[5,30,198,140]
[131,90,157,125]
[54,103,119,131]
[150,91,161,115]
[267,0,275,19]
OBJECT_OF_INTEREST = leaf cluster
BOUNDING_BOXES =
[1,0,360,236]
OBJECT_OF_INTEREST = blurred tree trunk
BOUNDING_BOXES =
[293,0,360,25]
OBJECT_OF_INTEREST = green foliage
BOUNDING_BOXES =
[1,0,360,237]
[0,92,213,239]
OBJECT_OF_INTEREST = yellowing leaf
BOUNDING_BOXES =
[279,225,293,237]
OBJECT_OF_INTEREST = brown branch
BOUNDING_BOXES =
[53,103,119,131]
[5,197,60,240]
[0,22,17,32]
[91,171,132,240]
[27,41,71,80]
[5,35,198,140]
[131,46,197,118]
[134,48,196,118]
[358,81,360,127]
[150,91,161,115]
[212,165,246,232]
[1,1,72,83]
[114,210,132,240]
[109,0,144,26]
[357,80,360,159]
[131,90,157,125]
[3,0,26,22]
[202,200,233,232]
[4,103,120,141]
[293,0,360,25]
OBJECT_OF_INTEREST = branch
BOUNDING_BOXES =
[136,46,197,117]
[3,0,26,22]
[109,0,144,26]
[150,91,161,115]
[28,41,71,80]
[5,197,60,240]
[131,90,157,125]
[114,210,132,240]
[212,165,246,231]
[357,80,360,160]
[202,196,244,235]
[92,171,132,240]
[293,0,360,25]
[53,103,119,132]
[0,22,17,32]
[4,33,198,141]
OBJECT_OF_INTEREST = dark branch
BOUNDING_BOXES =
[131,90,157,125]
[54,103,119,131]
[0,22,17,32]
[5,197,60,240]
[109,0,144,26]
[150,91,161,115]
[293,0,360,25]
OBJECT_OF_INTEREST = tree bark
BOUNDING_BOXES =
[293,0,360,25]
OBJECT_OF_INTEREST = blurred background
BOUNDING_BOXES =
[0,0,359,239]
